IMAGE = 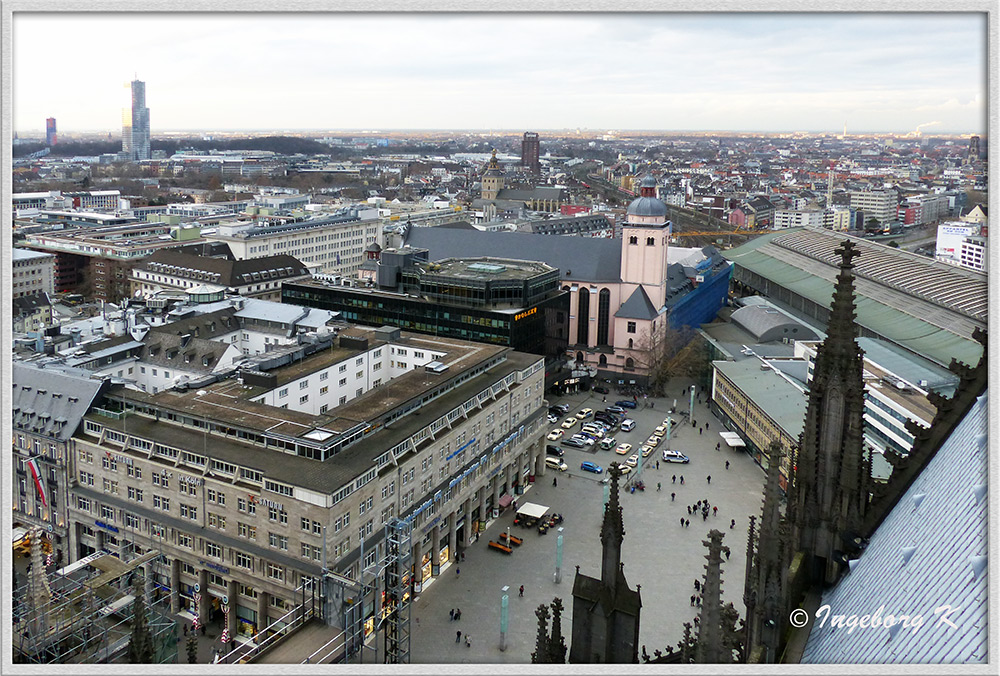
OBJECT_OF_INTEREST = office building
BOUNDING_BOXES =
[46,117,57,146]
[122,78,151,161]
[849,190,896,225]
[521,132,540,173]
[12,247,56,299]
[284,249,569,357]
[62,320,548,641]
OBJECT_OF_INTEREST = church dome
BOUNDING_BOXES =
[626,174,668,218]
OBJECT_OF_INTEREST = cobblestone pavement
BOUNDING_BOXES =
[409,381,768,663]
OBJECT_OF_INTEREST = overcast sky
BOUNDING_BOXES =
[12,12,988,134]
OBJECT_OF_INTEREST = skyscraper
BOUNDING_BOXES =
[122,78,150,161]
[521,131,540,174]
[45,118,57,146]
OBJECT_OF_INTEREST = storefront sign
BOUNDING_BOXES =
[94,520,120,533]
[514,307,537,321]
[259,498,284,511]
[200,560,231,575]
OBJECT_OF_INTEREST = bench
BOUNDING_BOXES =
[488,541,513,554]
[500,533,523,547]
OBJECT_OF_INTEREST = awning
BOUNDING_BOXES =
[498,494,514,508]
[720,431,746,447]
[515,502,549,520]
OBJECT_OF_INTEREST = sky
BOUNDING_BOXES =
[11,11,989,134]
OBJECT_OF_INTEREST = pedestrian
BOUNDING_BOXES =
[656,460,660,470]
[657,482,661,492]
[725,550,730,560]
[706,422,710,430]
[703,511,708,521]
[699,427,703,435]
[681,517,685,526]
[466,635,472,648]
[697,499,702,508]
[687,506,691,515]
[730,519,736,529]
[694,579,700,591]
[716,442,721,451]
[450,609,455,621]
[692,420,697,428]
[519,585,524,597]
[696,596,702,607]
[201,624,207,636]
[725,460,730,470]
[455,608,461,620]
[552,476,557,487]
[680,475,685,485]
[685,519,690,528]
[672,474,676,484]
[713,506,718,517]
[461,552,466,561]
[671,492,675,502]
[456,567,460,577]
[603,395,607,402]
[707,475,712,484]
[690,595,696,606]
[456,630,462,643]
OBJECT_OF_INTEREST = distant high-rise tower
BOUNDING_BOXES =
[521,131,540,173]
[45,118,57,146]
[122,79,151,161]
[969,135,981,161]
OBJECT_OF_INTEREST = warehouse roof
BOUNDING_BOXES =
[712,359,807,439]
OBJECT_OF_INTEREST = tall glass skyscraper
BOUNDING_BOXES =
[122,79,150,161]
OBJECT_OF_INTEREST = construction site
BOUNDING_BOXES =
[12,527,178,664]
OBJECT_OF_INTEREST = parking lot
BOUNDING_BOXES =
[408,380,770,663]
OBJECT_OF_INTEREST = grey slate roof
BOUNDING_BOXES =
[615,285,660,320]
[139,248,309,287]
[12,362,108,442]
[13,292,51,316]
[626,195,668,218]
[403,225,623,283]
[802,390,989,664]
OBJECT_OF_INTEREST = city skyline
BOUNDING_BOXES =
[12,11,988,135]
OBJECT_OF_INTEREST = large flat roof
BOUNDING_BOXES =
[713,359,807,439]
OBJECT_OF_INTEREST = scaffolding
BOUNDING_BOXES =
[12,530,177,664]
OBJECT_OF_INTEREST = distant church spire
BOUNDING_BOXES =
[791,239,870,585]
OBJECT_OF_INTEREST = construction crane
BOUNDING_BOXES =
[672,230,758,238]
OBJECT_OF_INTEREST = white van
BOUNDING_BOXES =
[620,419,636,432]
[545,456,569,471]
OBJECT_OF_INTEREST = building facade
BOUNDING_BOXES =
[46,117,57,146]
[849,190,896,225]
[12,247,55,298]
[63,326,548,641]
[521,132,540,174]
[122,79,151,161]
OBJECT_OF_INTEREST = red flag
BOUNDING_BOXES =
[27,458,48,509]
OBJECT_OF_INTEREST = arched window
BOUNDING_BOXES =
[646,237,655,246]
[599,354,608,367]
[577,288,590,345]
[596,288,611,346]
[628,338,634,349]
[576,351,584,364]
[629,236,638,245]
[625,357,635,369]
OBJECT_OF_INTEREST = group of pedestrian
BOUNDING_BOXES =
[449,608,463,621]
[679,517,691,528]
[456,629,472,647]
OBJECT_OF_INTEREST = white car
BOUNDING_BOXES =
[645,435,661,447]
[547,429,564,441]
[576,408,594,419]
[625,453,639,468]
[547,414,559,424]
[561,416,579,429]
[545,457,569,471]
[571,434,595,446]
[599,437,617,451]
[615,442,632,455]
[620,419,636,432]
[662,450,690,463]
[581,425,605,439]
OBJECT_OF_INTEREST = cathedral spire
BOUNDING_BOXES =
[793,239,869,585]
[601,463,626,591]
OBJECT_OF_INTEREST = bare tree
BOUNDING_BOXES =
[630,322,697,395]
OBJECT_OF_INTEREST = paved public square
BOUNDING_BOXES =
[409,379,769,663]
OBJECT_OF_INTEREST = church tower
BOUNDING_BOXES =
[481,148,505,200]
[620,175,672,306]
[789,240,870,585]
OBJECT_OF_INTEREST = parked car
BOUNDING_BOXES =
[581,425,605,439]
[599,437,617,451]
[548,414,559,424]
[546,445,564,457]
[562,437,587,449]
[620,419,636,432]
[615,442,632,455]
[576,407,594,419]
[640,444,654,457]
[616,400,638,409]
[662,450,690,463]
[594,412,620,427]
[561,416,579,429]
[571,434,595,446]
[581,461,604,474]
[546,429,564,441]
[625,453,640,468]
[548,406,565,416]
[617,464,633,475]
[553,404,570,414]
[592,385,610,394]
[606,405,626,415]
[545,457,569,471]
[645,435,661,447]
[654,425,668,437]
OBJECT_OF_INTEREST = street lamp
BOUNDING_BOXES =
[554,528,564,584]
[499,586,510,651]
[688,385,696,421]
